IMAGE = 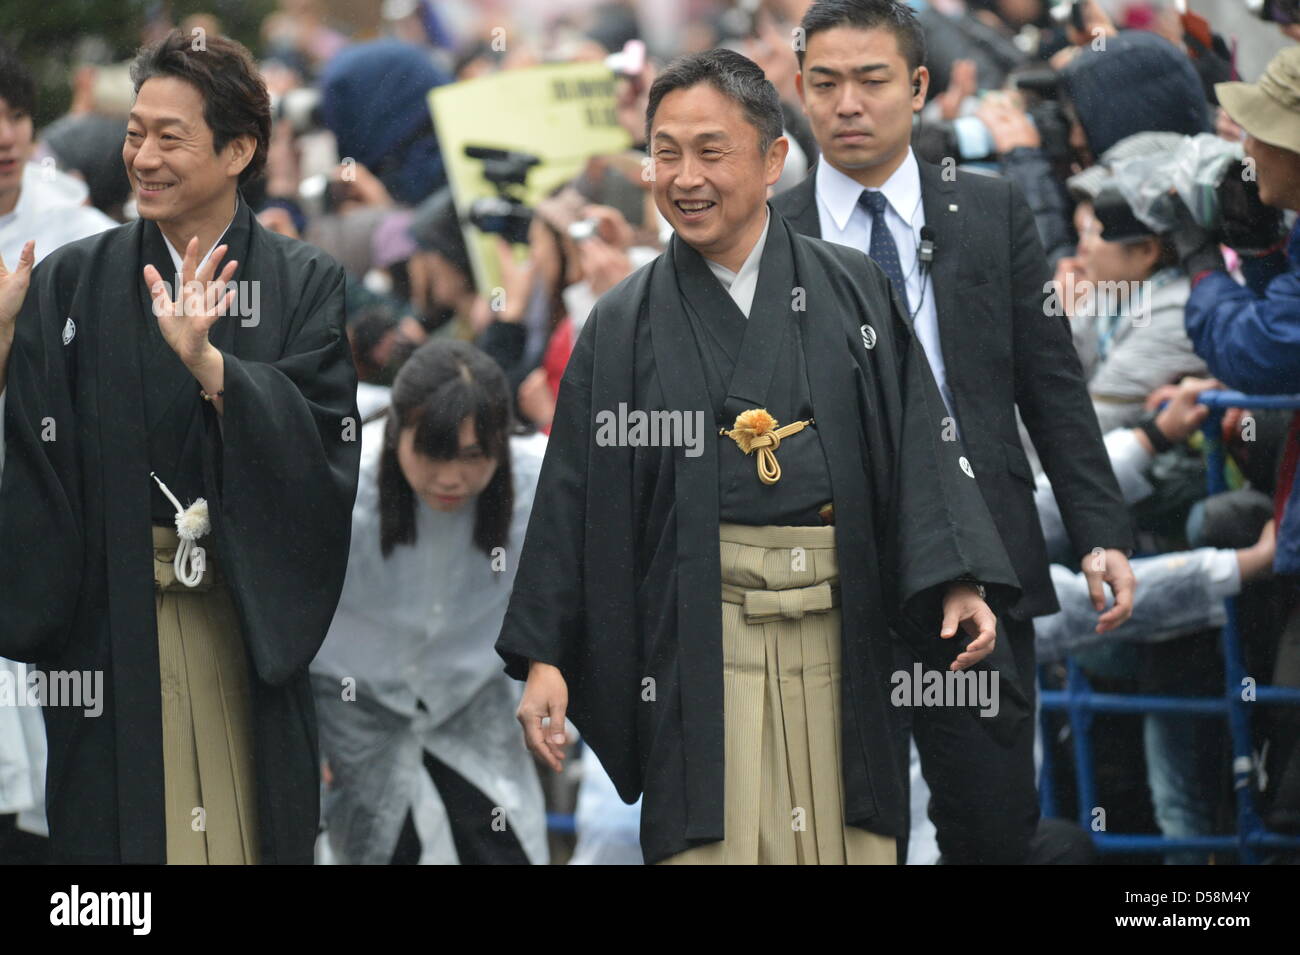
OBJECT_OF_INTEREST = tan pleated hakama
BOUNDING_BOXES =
[152,524,259,864]
[659,523,897,865]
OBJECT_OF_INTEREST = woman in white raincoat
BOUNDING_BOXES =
[311,339,548,864]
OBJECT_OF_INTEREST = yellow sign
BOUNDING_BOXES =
[429,61,633,293]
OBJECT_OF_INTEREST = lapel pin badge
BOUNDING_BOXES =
[860,323,876,350]
[948,203,959,212]
[62,317,76,346]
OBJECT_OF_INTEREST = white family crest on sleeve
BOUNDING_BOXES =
[859,323,876,350]
[62,317,76,346]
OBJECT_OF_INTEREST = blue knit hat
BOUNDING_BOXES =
[1060,31,1211,158]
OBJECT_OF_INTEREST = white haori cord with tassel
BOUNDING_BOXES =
[150,471,210,588]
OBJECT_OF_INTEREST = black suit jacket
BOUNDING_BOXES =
[773,160,1134,620]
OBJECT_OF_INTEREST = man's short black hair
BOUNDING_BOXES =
[645,48,784,154]
[0,43,36,116]
[130,29,270,186]
[797,0,927,73]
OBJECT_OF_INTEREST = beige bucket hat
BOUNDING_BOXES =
[1216,45,1300,155]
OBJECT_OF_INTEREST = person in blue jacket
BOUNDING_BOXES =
[1185,45,1300,576]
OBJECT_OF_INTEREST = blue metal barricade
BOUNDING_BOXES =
[1039,390,1300,862]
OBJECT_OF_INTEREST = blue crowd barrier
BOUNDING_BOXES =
[1039,390,1300,862]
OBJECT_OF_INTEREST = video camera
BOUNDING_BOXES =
[1011,68,1073,167]
[464,145,541,245]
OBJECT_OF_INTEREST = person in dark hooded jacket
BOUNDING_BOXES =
[319,40,449,207]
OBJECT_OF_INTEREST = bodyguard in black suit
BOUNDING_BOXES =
[774,0,1137,863]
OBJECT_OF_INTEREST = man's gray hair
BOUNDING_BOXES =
[645,48,784,154]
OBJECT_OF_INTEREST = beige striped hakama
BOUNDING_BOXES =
[659,523,897,866]
[152,524,259,864]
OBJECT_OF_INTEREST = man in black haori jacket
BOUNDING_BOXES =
[0,31,359,864]
[497,48,1026,866]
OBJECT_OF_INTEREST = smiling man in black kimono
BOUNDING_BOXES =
[0,31,360,863]
[497,49,1026,865]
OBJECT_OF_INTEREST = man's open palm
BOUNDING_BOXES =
[142,236,238,368]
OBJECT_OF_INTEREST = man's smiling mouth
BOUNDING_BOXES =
[675,199,716,216]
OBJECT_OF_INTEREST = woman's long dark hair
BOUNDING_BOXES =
[378,340,514,558]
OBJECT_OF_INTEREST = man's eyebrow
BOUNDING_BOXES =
[807,63,892,77]
[652,129,728,144]
[127,112,189,128]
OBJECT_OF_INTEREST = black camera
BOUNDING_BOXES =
[464,145,541,245]
[1011,68,1073,167]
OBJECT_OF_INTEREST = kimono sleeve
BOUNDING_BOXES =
[888,298,1032,740]
[0,259,84,661]
[203,261,361,686]
[890,292,1021,618]
[494,305,597,681]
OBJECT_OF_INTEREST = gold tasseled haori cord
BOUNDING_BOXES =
[720,408,815,485]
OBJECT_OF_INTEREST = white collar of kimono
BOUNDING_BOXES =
[702,205,770,319]
[159,201,238,276]
[816,147,921,234]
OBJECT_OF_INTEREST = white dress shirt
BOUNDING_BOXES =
[814,150,957,425]
[703,206,770,319]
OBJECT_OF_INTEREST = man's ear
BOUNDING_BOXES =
[226,133,256,179]
[794,69,805,105]
[765,135,790,187]
[911,66,930,109]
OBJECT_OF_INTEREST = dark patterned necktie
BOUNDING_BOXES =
[859,188,910,316]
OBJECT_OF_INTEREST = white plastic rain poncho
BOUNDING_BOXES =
[310,416,549,864]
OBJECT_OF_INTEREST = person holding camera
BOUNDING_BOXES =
[1185,46,1300,579]
[1179,49,1300,842]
